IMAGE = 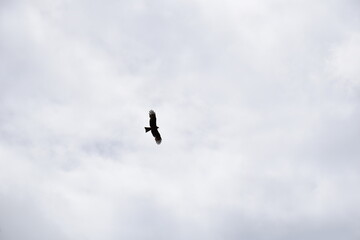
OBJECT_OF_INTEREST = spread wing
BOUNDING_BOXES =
[148,110,161,144]
[149,110,157,128]
[152,129,162,144]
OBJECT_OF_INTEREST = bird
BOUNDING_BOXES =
[145,110,162,144]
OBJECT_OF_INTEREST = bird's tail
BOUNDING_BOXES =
[145,127,151,133]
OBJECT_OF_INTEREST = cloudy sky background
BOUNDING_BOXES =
[1,0,360,239]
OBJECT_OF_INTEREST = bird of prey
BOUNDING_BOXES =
[145,110,162,144]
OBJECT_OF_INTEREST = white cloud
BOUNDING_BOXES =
[327,33,360,91]
[1,0,360,239]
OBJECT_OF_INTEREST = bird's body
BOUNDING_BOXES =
[145,110,162,144]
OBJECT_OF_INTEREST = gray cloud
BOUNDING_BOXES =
[1,0,360,239]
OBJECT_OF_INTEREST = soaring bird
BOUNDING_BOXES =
[145,110,162,144]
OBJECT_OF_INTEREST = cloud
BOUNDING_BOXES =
[1,0,360,239]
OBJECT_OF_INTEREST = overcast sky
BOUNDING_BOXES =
[1,0,360,239]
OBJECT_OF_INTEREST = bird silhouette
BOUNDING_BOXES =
[145,110,162,144]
